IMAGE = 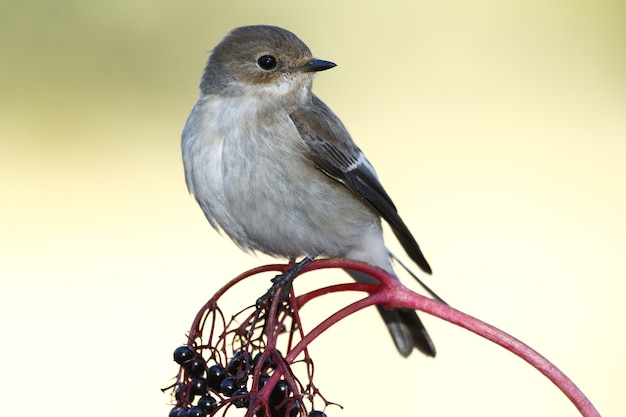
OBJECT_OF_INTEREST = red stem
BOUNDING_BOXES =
[283,259,600,417]
[305,259,600,417]
[190,259,601,417]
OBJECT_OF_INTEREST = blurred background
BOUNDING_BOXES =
[1,0,624,416]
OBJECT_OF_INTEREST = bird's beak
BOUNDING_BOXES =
[297,59,337,72]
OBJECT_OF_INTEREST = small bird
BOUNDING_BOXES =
[182,25,437,357]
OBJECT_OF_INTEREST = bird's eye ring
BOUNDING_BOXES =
[257,55,277,70]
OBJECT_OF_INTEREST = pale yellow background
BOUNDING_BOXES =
[1,0,624,416]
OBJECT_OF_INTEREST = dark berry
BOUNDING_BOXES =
[236,375,248,389]
[176,390,195,404]
[169,406,181,417]
[253,351,281,372]
[186,406,206,417]
[219,377,237,397]
[308,411,327,417]
[186,356,206,378]
[272,404,285,417]
[207,364,227,391]
[253,352,267,369]
[258,374,270,390]
[176,408,189,417]
[190,377,207,396]
[227,350,252,378]
[197,395,217,413]
[273,401,301,417]
[221,375,249,397]
[269,380,290,406]
[175,383,187,402]
[174,346,195,365]
[287,401,301,417]
[232,388,249,408]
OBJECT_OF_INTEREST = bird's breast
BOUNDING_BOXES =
[184,95,376,259]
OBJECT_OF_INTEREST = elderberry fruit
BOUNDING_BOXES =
[186,406,206,417]
[190,377,207,396]
[253,350,281,372]
[169,406,181,417]
[308,411,327,417]
[269,380,290,406]
[186,356,206,378]
[207,364,227,391]
[197,395,217,413]
[220,377,239,397]
[258,374,270,390]
[287,401,301,417]
[173,346,195,365]
[176,407,189,417]
[227,350,253,378]
[253,352,267,369]
[272,400,301,417]
[175,383,191,403]
[220,375,247,397]
[232,388,250,408]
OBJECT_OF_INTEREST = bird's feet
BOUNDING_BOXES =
[256,255,316,306]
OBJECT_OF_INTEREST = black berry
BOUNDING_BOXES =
[253,350,281,372]
[175,383,189,402]
[269,380,290,406]
[220,375,248,397]
[186,406,206,417]
[288,401,301,417]
[258,374,270,390]
[272,400,301,417]
[227,350,252,378]
[219,377,237,397]
[173,346,195,365]
[190,377,207,396]
[232,388,249,408]
[186,356,207,378]
[207,364,227,391]
[197,395,217,413]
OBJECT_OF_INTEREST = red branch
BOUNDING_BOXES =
[243,259,600,417]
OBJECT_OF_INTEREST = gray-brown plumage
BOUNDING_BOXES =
[182,25,436,357]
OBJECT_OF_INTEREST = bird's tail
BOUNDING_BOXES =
[375,305,436,357]
[345,269,436,357]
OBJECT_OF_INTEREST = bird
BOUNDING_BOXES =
[182,25,438,357]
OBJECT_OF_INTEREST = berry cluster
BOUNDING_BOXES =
[162,263,349,417]
[168,345,328,417]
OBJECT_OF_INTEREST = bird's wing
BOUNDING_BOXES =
[289,94,432,274]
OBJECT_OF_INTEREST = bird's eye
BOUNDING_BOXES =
[257,55,277,70]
